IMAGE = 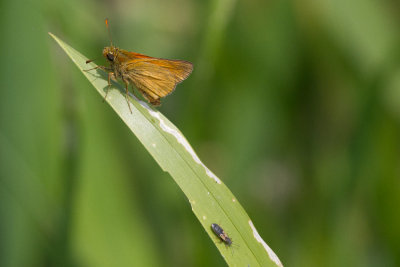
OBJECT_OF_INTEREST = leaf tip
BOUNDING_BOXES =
[48,32,57,41]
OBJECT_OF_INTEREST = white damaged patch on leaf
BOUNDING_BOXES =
[146,108,222,184]
[249,220,283,267]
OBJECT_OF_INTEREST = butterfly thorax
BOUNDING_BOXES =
[103,46,128,78]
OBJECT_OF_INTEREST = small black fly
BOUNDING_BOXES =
[211,223,232,246]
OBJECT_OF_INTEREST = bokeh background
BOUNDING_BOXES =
[1,0,400,266]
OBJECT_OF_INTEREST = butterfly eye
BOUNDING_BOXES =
[107,53,114,61]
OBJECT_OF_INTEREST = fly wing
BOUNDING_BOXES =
[124,58,193,105]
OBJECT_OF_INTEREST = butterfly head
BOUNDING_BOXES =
[103,46,118,63]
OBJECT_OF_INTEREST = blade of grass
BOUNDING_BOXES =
[49,32,283,267]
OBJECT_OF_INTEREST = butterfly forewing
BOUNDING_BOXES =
[123,57,193,104]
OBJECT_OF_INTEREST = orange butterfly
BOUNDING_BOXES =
[87,19,193,112]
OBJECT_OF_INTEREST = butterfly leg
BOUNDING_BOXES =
[83,66,101,72]
[83,65,114,102]
[104,72,116,102]
[83,65,111,72]
[123,80,133,114]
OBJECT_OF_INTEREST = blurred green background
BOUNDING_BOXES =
[1,0,400,266]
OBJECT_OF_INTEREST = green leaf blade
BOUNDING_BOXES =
[49,32,282,267]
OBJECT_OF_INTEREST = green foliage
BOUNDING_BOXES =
[1,0,400,266]
[49,32,282,267]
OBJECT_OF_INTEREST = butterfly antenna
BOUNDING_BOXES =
[105,18,113,47]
